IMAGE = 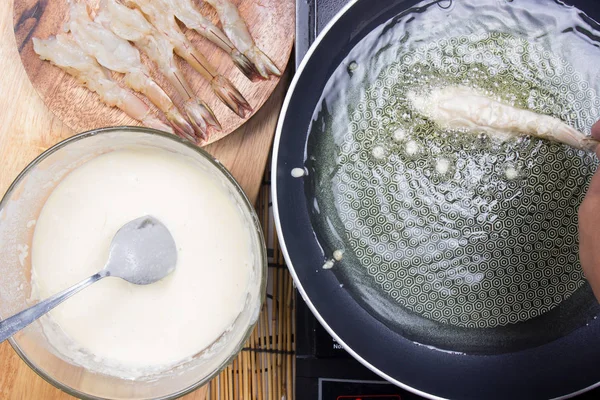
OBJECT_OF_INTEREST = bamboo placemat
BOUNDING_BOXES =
[205,159,296,400]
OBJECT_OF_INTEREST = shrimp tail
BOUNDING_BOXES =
[231,49,262,81]
[246,47,281,79]
[559,126,600,152]
[198,25,261,80]
[183,98,221,143]
[173,46,252,117]
[211,75,253,118]
[164,106,197,141]
[125,72,195,139]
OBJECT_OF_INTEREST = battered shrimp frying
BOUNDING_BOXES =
[66,1,196,141]
[408,85,600,151]
[204,0,281,80]
[124,0,253,118]
[164,0,260,81]
[32,34,172,133]
[97,0,220,141]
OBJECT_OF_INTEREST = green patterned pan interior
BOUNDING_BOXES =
[304,0,600,353]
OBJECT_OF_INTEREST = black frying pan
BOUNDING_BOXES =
[273,0,600,399]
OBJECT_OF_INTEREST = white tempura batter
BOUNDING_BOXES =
[31,148,254,375]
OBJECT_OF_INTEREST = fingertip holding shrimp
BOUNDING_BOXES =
[581,138,600,153]
[591,120,600,140]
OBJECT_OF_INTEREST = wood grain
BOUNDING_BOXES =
[0,0,293,397]
[13,0,294,144]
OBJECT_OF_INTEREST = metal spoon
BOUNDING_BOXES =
[0,215,177,343]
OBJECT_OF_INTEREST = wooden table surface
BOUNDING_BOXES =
[0,0,290,398]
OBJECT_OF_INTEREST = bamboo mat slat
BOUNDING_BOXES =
[204,159,295,400]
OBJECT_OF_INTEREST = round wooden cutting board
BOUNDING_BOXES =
[13,0,294,145]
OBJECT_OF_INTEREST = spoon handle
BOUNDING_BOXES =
[0,271,107,343]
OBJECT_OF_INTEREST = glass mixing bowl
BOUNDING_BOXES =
[0,127,267,400]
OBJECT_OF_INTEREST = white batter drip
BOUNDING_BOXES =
[31,148,254,375]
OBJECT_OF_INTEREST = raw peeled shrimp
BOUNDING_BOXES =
[407,86,600,152]
[66,2,197,141]
[96,0,220,142]
[203,0,281,80]
[164,0,260,81]
[124,0,253,118]
[32,34,172,133]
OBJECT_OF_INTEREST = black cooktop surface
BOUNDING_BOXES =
[295,0,352,67]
